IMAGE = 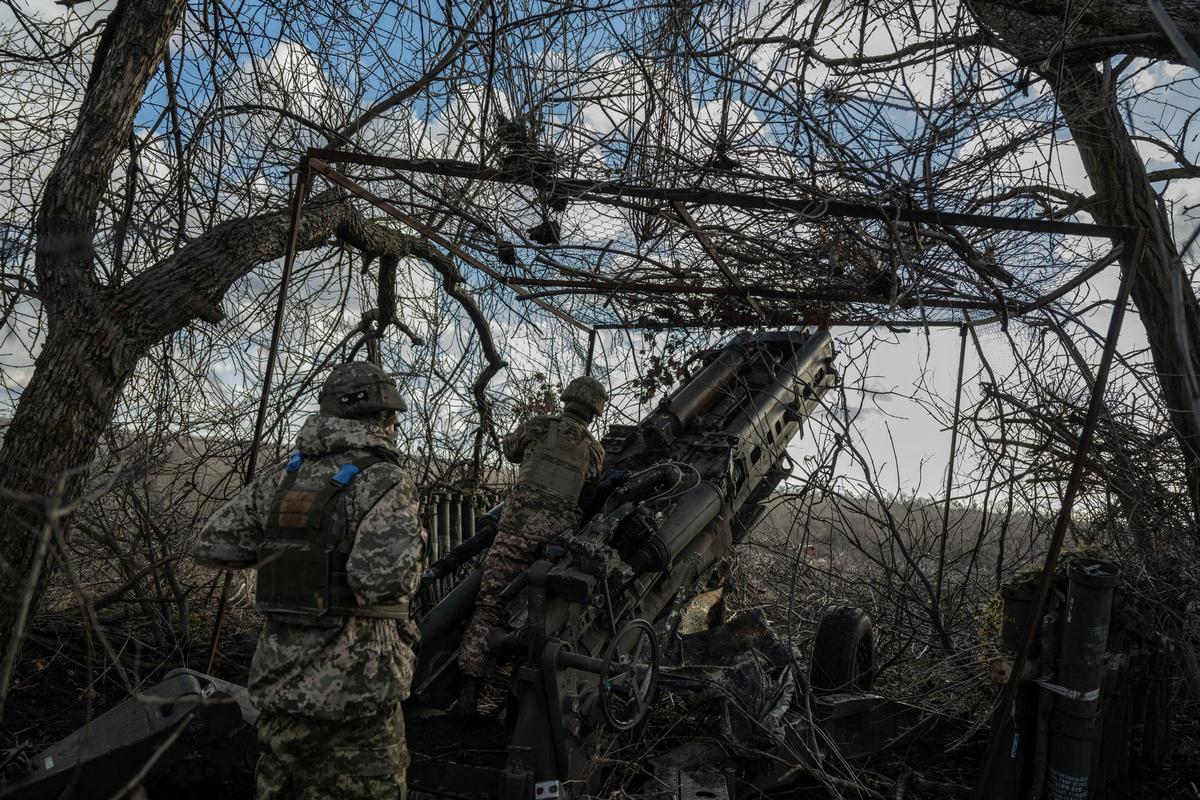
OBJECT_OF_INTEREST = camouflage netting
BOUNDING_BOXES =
[328,143,1121,332]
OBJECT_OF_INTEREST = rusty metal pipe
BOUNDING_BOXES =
[206,161,310,675]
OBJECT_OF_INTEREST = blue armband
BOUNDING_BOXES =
[331,464,361,486]
[286,451,303,473]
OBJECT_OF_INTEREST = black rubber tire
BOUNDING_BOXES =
[809,605,875,694]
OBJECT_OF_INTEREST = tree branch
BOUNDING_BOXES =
[34,0,185,323]
[113,188,506,451]
[974,0,1200,67]
[333,0,492,144]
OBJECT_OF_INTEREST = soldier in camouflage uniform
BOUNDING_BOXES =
[455,376,607,711]
[195,362,424,800]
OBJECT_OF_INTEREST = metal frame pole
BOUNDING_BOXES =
[306,157,590,333]
[971,229,1146,797]
[935,323,969,610]
[205,159,311,674]
[585,329,597,375]
[303,148,1134,239]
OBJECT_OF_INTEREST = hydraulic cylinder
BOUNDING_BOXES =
[641,333,752,448]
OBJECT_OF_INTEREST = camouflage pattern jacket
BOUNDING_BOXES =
[503,414,605,499]
[195,415,425,720]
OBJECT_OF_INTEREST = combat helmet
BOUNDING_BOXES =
[561,375,607,417]
[318,362,407,419]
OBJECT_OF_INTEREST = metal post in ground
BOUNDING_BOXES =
[205,160,311,674]
[935,322,969,609]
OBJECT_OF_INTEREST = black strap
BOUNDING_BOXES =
[309,453,388,527]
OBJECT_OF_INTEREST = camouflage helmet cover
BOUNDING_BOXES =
[561,375,607,415]
[318,362,407,419]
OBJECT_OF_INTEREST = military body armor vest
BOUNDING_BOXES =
[257,452,407,625]
[517,417,592,502]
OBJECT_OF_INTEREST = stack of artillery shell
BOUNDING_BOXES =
[986,557,1175,800]
[417,487,498,606]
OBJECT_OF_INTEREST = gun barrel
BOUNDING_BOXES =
[724,329,834,443]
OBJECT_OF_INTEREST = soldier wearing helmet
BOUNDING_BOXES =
[455,375,607,712]
[195,362,424,800]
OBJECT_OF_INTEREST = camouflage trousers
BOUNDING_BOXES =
[458,490,579,677]
[255,704,409,800]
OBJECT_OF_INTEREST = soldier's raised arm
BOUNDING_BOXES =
[585,438,605,482]
[193,468,279,569]
[346,467,426,605]
[502,420,531,463]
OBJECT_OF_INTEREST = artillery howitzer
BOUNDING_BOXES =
[1,328,933,800]
[407,328,932,800]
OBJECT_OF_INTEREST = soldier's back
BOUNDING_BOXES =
[249,415,420,720]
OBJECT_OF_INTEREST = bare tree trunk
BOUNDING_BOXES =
[1047,61,1200,526]
[0,0,446,668]
[0,0,187,669]
[974,4,1200,527]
